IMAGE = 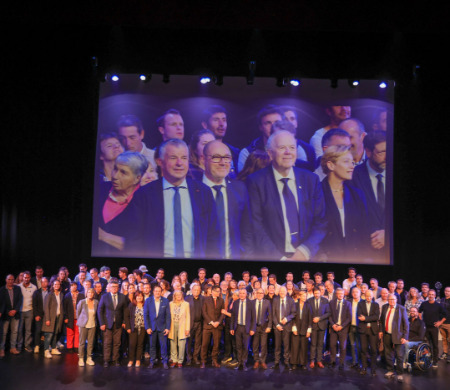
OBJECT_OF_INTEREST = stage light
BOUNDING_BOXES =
[348,79,359,87]
[379,81,387,89]
[200,76,211,84]
[290,79,300,87]
[111,74,119,82]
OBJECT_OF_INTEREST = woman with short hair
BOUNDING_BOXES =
[169,291,190,367]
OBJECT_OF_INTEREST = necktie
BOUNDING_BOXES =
[239,300,244,325]
[113,294,117,309]
[367,303,371,327]
[299,304,303,320]
[337,300,342,325]
[280,178,300,247]
[316,299,319,314]
[376,174,385,211]
[385,307,392,333]
[172,187,184,257]
[257,300,262,325]
[212,185,226,258]
[281,299,286,322]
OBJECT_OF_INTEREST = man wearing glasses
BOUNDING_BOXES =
[202,140,253,259]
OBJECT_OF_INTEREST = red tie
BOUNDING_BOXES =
[385,307,392,333]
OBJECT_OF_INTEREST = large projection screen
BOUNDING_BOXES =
[92,75,393,264]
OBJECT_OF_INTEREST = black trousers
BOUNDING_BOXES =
[425,327,439,364]
[383,333,404,374]
[310,325,325,362]
[252,325,268,363]
[103,322,122,362]
[201,327,222,363]
[360,330,378,370]
[186,321,202,361]
[330,327,349,365]
[128,328,146,362]
[223,322,236,360]
[274,328,291,364]
[290,334,308,366]
[235,325,250,364]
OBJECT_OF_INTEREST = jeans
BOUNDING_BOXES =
[1,317,20,350]
[17,310,33,350]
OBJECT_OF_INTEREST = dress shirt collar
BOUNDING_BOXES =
[202,174,227,188]
[272,166,295,182]
[366,160,385,179]
[162,177,188,190]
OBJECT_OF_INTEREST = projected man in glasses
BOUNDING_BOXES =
[129,138,220,259]
[201,140,253,259]
[247,130,327,261]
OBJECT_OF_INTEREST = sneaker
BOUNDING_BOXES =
[86,357,95,366]
[432,364,438,369]
[79,358,85,367]
[45,350,52,359]
[397,375,404,383]
[384,371,395,379]
[34,346,40,354]
[51,348,62,355]
[439,353,448,360]
[56,341,64,350]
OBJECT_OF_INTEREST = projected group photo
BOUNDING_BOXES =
[92,76,393,264]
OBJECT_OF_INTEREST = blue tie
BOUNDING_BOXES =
[212,185,226,258]
[240,300,244,325]
[172,187,184,257]
[280,178,300,247]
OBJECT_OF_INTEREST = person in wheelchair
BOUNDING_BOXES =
[404,307,426,368]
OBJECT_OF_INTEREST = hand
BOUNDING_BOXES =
[122,323,126,329]
[250,331,255,336]
[265,327,271,333]
[313,317,320,323]
[185,331,190,337]
[306,332,310,338]
[35,316,41,322]
[289,249,308,261]
[100,325,106,331]
[64,319,68,323]
[370,230,385,249]
[281,318,287,325]
[8,310,16,317]
[212,321,219,328]
[332,324,339,331]
[400,338,406,344]
[434,320,443,328]
[293,330,298,336]
[221,309,228,315]
[147,329,152,335]
[127,329,131,334]
[230,330,235,336]
[46,321,51,326]
[163,329,169,336]
[276,324,283,331]
[358,315,366,321]
[378,332,383,340]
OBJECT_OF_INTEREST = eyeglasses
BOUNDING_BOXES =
[207,154,232,163]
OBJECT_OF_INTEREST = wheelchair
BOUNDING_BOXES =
[406,342,433,372]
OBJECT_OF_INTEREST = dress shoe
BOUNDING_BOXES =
[200,362,206,369]
[286,363,292,371]
[234,365,241,370]
[350,363,359,369]
[360,368,367,375]
[338,365,344,371]
[384,371,395,379]
[371,369,377,377]
[10,348,20,355]
[253,361,260,369]
[271,362,280,369]
[194,359,201,365]
[163,363,169,369]
[113,360,121,367]
[243,365,248,372]
[309,361,315,369]
[170,362,176,368]
[148,362,154,369]
[260,362,268,370]
[24,347,33,353]
[177,363,183,368]
[397,375,404,383]
[185,359,192,366]
[328,362,336,369]
[317,362,325,369]
[212,360,221,368]
[301,365,307,370]
[103,362,109,368]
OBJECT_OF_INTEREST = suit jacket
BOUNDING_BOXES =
[328,298,352,329]
[0,285,23,319]
[380,304,409,344]
[32,288,48,319]
[320,180,371,261]
[307,296,330,330]
[272,295,297,331]
[295,139,317,172]
[356,300,380,334]
[97,292,128,329]
[253,298,272,330]
[293,301,312,336]
[129,177,220,258]
[30,277,45,289]
[76,298,98,328]
[144,296,171,332]
[63,292,85,329]
[202,296,225,330]
[230,298,256,334]
[185,295,204,329]
[351,160,384,231]
[41,292,64,333]
[247,166,327,259]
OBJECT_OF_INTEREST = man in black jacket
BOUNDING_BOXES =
[32,277,49,353]
[404,307,426,368]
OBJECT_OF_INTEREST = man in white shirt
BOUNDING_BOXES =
[18,271,37,352]
[343,267,357,296]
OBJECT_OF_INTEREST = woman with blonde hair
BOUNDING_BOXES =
[168,291,190,367]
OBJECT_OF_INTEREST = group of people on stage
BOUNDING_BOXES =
[93,104,388,263]
[1,264,449,384]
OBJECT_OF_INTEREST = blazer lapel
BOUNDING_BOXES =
[226,181,237,256]
[268,168,285,229]
[187,178,200,254]
[294,169,306,240]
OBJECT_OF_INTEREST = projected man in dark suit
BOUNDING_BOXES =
[97,280,127,367]
[379,294,409,382]
[351,130,387,253]
[130,139,220,258]
[247,130,327,260]
[201,140,253,259]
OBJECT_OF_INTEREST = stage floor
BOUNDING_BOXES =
[1,350,450,390]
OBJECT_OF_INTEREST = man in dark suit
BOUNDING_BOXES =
[379,294,409,383]
[30,266,45,290]
[200,285,225,368]
[201,140,254,259]
[0,274,23,357]
[307,287,330,368]
[129,138,220,259]
[230,289,256,370]
[357,289,380,376]
[185,284,204,365]
[32,277,49,353]
[272,286,296,369]
[252,288,272,369]
[247,130,326,261]
[97,280,128,367]
[351,130,387,256]
[144,285,171,369]
[328,287,352,370]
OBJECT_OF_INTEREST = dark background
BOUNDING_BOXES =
[2,2,450,291]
